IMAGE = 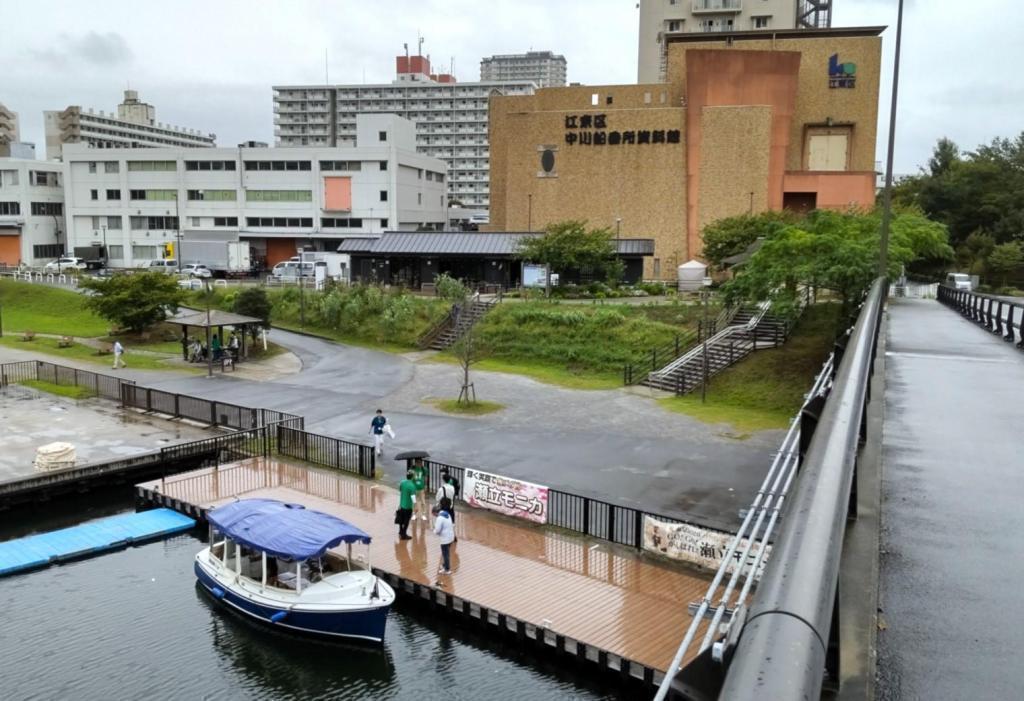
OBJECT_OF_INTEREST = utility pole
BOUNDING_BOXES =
[701,276,712,403]
[204,279,213,378]
[101,225,108,268]
[878,0,905,277]
[173,192,182,273]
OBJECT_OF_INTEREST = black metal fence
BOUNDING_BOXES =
[160,426,270,465]
[277,426,375,478]
[938,285,1024,346]
[424,459,692,551]
[0,360,135,399]
[119,384,303,430]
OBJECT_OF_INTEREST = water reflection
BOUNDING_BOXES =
[197,585,395,699]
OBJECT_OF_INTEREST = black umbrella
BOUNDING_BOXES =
[393,450,431,461]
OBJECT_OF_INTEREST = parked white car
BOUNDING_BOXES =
[44,257,87,271]
[143,259,178,274]
[181,263,213,279]
[177,278,204,290]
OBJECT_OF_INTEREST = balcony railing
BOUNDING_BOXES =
[692,0,742,12]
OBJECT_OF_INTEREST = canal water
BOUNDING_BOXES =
[0,496,626,701]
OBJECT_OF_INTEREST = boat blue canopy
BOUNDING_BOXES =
[207,498,371,560]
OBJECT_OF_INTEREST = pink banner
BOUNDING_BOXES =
[463,468,548,524]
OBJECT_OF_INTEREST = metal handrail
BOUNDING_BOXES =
[652,349,835,701]
[717,277,886,700]
[649,301,769,379]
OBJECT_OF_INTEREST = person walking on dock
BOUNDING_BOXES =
[112,340,126,369]
[397,470,416,540]
[370,409,388,457]
[411,457,429,521]
[435,469,458,542]
[432,504,455,576]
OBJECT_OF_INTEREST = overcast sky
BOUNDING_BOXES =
[3,0,1021,173]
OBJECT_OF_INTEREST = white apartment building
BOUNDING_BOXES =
[273,53,536,209]
[45,90,216,161]
[480,51,567,87]
[0,158,65,266]
[637,0,833,82]
[62,114,446,269]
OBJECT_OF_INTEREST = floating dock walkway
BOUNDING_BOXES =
[137,458,712,691]
[0,508,196,577]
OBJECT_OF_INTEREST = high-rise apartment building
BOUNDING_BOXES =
[44,90,216,161]
[0,103,20,146]
[274,53,536,208]
[637,0,833,82]
[480,51,567,87]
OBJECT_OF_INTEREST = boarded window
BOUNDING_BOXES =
[807,131,850,171]
[324,177,352,211]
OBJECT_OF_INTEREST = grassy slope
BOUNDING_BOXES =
[464,301,705,388]
[0,279,109,336]
[20,379,97,400]
[659,303,840,433]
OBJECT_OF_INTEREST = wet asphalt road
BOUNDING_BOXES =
[878,299,1024,700]
[0,327,781,529]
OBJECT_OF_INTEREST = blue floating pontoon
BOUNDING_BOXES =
[0,508,196,577]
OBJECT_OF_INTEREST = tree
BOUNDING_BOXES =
[434,273,478,404]
[895,132,1024,249]
[725,209,953,316]
[986,242,1024,288]
[233,287,272,341]
[927,137,960,176]
[79,271,185,333]
[516,220,617,294]
[700,211,800,268]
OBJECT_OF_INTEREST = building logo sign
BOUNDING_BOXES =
[828,54,857,89]
[564,114,681,146]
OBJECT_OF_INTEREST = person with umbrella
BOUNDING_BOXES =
[395,451,431,522]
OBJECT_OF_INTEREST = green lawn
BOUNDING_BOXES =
[430,398,505,415]
[0,335,191,371]
[0,278,109,336]
[20,379,97,400]
[659,303,841,432]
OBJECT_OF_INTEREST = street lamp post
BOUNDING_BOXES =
[701,276,713,404]
[100,225,107,268]
[173,192,182,272]
[51,213,62,275]
[204,279,213,378]
[878,0,905,277]
[615,217,622,241]
[527,194,533,232]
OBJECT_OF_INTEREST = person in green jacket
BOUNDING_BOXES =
[411,458,429,522]
[397,470,416,540]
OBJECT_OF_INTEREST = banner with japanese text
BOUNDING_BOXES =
[642,516,771,580]
[463,468,548,524]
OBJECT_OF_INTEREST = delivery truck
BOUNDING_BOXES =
[177,241,252,278]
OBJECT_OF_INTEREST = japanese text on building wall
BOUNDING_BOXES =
[564,114,681,147]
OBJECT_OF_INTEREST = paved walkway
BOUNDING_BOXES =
[138,458,711,674]
[0,324,784,529]
[878,299,1024,699]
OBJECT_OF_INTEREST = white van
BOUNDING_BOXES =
[271,260,314,278]
[144,259,178,274]
[945,272,972,291]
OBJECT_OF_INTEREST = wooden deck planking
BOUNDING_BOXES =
[138,458,715,672]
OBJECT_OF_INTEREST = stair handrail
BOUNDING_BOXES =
[417,309,455,350]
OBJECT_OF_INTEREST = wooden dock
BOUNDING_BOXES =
[136,458,711,688]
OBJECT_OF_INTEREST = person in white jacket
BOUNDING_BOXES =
[432,505,455,575]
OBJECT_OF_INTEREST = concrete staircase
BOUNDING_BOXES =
[419,298,497,351]
[642,300,799,395]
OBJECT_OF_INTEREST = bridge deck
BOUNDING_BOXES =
[137,458,710,680]
[878,298,1024,698]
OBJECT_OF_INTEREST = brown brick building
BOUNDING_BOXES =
[488,27,883,280]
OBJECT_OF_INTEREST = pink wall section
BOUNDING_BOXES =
[783,171,877,209]
[324,177,352,212]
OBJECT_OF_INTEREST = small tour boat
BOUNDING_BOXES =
[194,498,395,643]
